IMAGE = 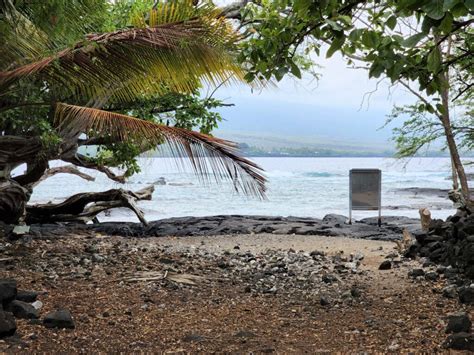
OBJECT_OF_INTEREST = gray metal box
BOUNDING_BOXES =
[349,169,382,225]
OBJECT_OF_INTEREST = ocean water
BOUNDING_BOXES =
[28,157,473,222]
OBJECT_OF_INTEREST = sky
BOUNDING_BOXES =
[211,1,415,147]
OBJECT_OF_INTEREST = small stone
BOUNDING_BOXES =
[31,300,43,310]
[444,332,474,351]
[341,290,352,299]
[425,271,438,281]
[8,300,39,319]
[319,296,330,306]
[445,312,471,334]
[322,274,338,284]
[408,268,425,278]
[15,290,39,303]
[43,309,75,329]
[442,285,457,299]
[378,260,392,270]
[351,287,362,298]
[0,311,16,338]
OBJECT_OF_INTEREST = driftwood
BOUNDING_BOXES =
[25,185,154,225]
[419,207,432,231]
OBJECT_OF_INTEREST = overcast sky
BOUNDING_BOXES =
[210,1,415,145]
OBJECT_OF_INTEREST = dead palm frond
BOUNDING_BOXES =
[55,103,267,198]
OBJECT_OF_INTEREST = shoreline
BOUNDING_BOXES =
[18,214,423,241]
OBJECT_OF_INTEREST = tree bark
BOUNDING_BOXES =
[0,179,29,224]
[437,38,471,208]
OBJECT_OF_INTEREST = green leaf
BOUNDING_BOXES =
[439,13,453,33]
[423,0,446,19]
[465,0,474,10]
[402,33,425,47]
[450,3,468,16]
[294,0,311,14]
[436,103,446,115]
[325,19,342,31]
[326,35,345,58]
[348,28,364,41]
[290,61,302,79]
[362,31,379,48]
[427,48,441,72]
[369,63,385,78]
[443,0,460,11]
[387,16,397,30]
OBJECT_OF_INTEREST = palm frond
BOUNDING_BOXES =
[54,103,267,198]
[0,2,243,106]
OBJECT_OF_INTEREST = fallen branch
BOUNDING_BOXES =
[25,185,154,225]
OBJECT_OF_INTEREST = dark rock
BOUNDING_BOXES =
[15,290,38,303]
[442,285,457,299]
[319,296,330,306]
[0,279,17,306]
[0,311,16,338]
[322,214,347,226]
[378,260,392,270]
[425,271,438,281]
[445,312,471,334]
[322,274,338,284]
[444,332,474,351]
[350,287,362,298]
[408,268,425,278]
[8,300,39,319]
[43,309,75,329]
[459,286,474,305]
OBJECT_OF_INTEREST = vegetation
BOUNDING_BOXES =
[0,0,266,225]
[224,0,473,207]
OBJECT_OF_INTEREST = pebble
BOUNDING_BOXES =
[378,260,392,270]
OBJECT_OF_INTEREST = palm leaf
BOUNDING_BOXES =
[0,2,243,106]
[54,103,267,198]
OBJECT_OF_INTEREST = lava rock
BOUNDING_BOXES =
[425,271,438,281]
[408,268,425,278]
[378,260,392,270]
[319,296,330,306]
[0,311,16,338]
[442,285,458,299]
[445,312,472,333]
[444,332,474,351]
[8,300,39,319]
[15,290,39,303]
[43,309,75,329]
[322,274,338,284]
[0,279,17,306]
[459,286,474,305]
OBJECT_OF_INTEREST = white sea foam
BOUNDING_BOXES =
[27,157,473,222]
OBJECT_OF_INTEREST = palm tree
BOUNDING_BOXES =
[0,0,266,224]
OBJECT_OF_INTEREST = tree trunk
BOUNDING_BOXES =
[437,37,470,208]
[451,157,459,190]
[0,178,29,224]
[439,77,470,205]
